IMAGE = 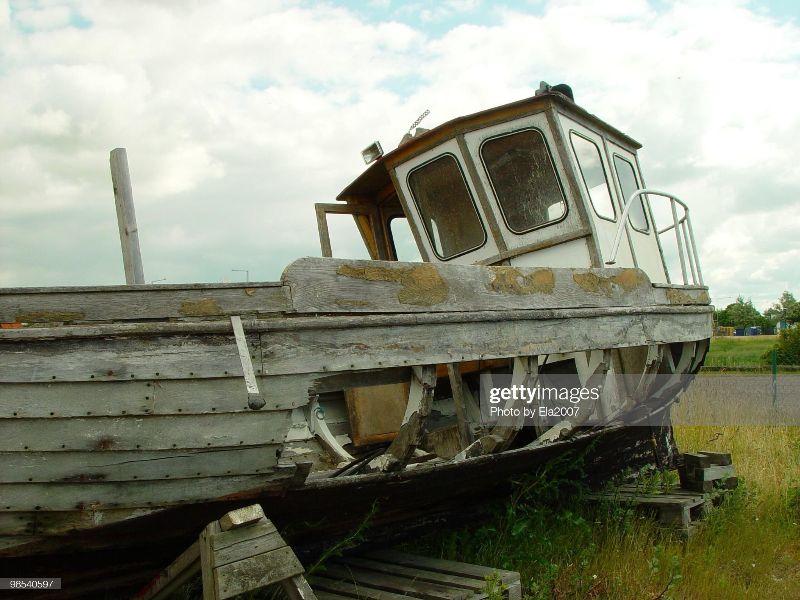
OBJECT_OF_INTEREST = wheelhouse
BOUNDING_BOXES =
[317,83,700,286]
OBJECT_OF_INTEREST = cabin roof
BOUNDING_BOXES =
[336,91,642,202]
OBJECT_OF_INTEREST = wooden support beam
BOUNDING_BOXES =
[110,148,145,284]
[446,363,474,449]
[369,365,436,472]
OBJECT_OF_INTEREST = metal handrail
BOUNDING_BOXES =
[605,188,703,286]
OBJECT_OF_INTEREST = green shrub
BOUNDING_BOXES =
[762,327,800,365]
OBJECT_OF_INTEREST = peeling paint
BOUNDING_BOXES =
[573,269,648,296]
[15,310,85,323]
[488,267,555,295]
[337,264,449,306]
[180,298,223,316]
[665,288,710,305]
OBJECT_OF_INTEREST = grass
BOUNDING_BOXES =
[705,336,779,368]
[403,381,800,599]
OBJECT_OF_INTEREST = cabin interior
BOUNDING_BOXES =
[300,85,705,468]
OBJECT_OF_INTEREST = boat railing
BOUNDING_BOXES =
[606,188,703,286]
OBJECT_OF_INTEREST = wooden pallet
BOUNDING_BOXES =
[589,484,713,536]
[310,549,522,600]
[679,451,738,493]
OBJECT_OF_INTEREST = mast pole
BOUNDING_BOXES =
[109,148,145,284]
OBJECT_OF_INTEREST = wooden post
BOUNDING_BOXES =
[110,148,145,284]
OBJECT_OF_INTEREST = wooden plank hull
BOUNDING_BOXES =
[0,425,673,599]
[0,259,712,598]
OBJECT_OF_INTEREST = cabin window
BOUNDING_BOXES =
[613,155,649,232]
[407,153,487,260]
[389,216,423,262]
[480,128,567,234]
[570,132,615,221]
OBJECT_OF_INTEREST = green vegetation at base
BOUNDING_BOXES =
[408,424,800,599]
[705,336,779,368]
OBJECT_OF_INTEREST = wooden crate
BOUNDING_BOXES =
[310,549,522,600]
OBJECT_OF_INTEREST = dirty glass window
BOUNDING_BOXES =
[389,217,423,262]
[407,154,486,260]
[613,155,649,232]
[570,132,615,221]
[480,128,567,233]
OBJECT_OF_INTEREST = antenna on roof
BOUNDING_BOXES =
[407,109,430,134]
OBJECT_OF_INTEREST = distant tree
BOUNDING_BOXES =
[763,327,800,365]
[765,291,798,324]
[718,296,764,329]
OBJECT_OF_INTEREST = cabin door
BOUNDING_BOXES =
[560,117,635,269]
[605,142,668,283]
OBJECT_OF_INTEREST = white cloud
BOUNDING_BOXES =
[0,0,798,312]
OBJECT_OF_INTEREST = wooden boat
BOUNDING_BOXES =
[0,83,711,595]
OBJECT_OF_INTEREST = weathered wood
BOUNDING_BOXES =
[0,411,290,451]
[367,549,520,585]
[371,365,436,472]
[452,434,507,462]
[446,364,474,448]
[0,376,306,418]
[0,333,264,383]
[319,564,463,600]
[213,531,285,568]
[260,310,712,376]
[230,316,265,409]
[335,556,487,592]
[0,282,290,324]
[651,284,710,306]
[200,520,219,600]
[219,504,265,532]
[215,545,304,600]
[281,574,318,600]
[315,204,334,258]
[210,520,278,551]
[0,472,295,512]
[110,148,145,285]
[0,507,161,536]
[0,445,282,483]
[345,382,410,446]
[310,575,413,600]
[0,304,713,341]
[133,541,200,600]
[283,258,657,313]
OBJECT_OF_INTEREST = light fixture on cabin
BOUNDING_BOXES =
[535,81,574,101]
[361,141,384,165]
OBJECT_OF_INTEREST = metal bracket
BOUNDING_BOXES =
[230,315,265,410]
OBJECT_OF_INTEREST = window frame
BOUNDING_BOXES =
[568,130,617,223]
[405,152,488,261]
[478,126,569,236]
[612,153,650,233]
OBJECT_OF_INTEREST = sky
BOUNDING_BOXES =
[0,0,798,311]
